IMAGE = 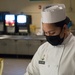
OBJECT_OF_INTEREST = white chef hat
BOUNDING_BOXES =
[41,4,66,23]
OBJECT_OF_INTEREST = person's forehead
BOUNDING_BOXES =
[42,23,56,29]
[42,23,61,32]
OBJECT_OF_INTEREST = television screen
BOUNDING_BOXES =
[5,14,15,26]
[17,15,27,24]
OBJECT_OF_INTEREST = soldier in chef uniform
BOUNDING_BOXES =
[24,4,75,75]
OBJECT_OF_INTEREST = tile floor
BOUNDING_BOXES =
[2,58,31,75]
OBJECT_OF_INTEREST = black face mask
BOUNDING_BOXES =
[46,31,64,46]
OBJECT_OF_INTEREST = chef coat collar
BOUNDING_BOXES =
[62,32,73,45]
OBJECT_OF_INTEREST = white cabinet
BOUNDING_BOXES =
[15,40,29,55]
[0,37,46,55]
[16,39,45,55]
[28,40,41,55]
[0,40,16,54]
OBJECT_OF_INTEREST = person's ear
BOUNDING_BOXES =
[63,24,68,33]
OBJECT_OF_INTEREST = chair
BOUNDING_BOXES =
[0,58,4,75]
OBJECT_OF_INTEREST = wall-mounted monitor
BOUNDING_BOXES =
[5,14,15,26]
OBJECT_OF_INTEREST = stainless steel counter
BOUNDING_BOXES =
[0,35,46,40]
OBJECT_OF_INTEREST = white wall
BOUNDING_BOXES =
[0,0,75,29]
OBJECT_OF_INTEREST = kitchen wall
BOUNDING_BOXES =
[0,0,75,31]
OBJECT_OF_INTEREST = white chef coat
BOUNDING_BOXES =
[24,33,75,75]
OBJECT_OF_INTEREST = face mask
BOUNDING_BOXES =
[46,32,64,46]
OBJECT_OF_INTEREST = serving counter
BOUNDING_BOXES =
[0,35,46,56]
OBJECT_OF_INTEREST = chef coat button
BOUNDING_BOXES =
[48,65,50,67]
[57,65,59,68]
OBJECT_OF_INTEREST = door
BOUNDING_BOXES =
[16,40,29,55]
[0,39,16,54]
[28,40,41,55]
